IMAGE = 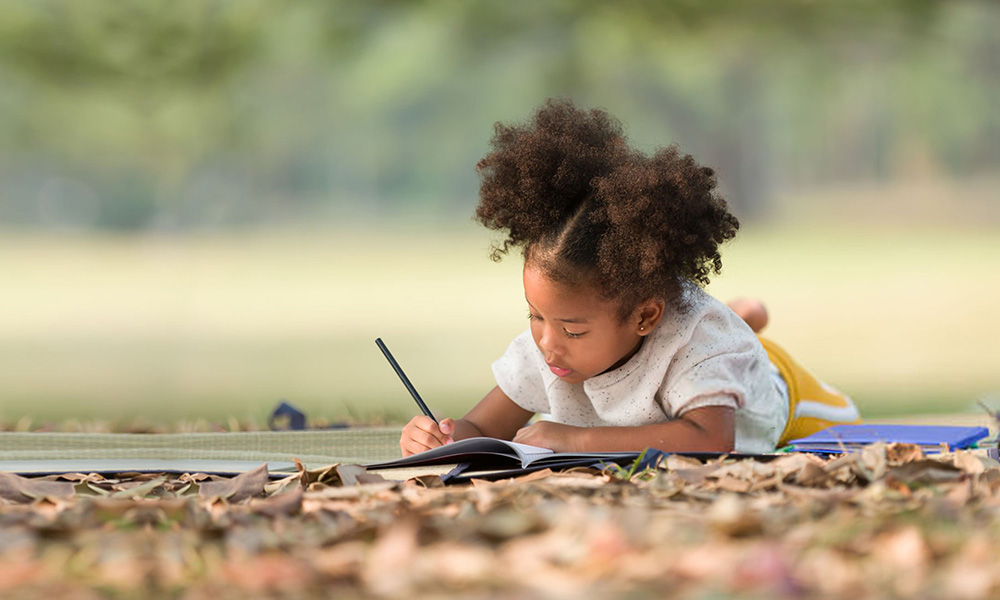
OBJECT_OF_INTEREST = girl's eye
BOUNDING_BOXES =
[564,329,585,339]
[527,312,540,321]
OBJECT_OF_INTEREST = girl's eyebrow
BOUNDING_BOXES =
[525,300,589,324]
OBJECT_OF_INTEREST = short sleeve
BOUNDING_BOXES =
[660,345,758,418]
[491,330,550,414]
[673,391,740,416]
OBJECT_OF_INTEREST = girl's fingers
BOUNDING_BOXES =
[511,427,528,444]
[512,423,543,446]
[401,438,436,456]
[437,418,455,444]
[400,416,453,456]
[401,429,440,456]
[413,417,450,444]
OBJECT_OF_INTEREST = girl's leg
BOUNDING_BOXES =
[758,336,862,445]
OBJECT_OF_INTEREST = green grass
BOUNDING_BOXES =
[1,222,998,423]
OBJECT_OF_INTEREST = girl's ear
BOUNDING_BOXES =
[635,298,665,336]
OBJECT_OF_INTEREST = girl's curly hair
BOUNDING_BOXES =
[475,98,739,319]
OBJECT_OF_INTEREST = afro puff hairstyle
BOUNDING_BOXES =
[475,98,739,319]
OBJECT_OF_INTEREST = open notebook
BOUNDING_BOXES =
[365,437,640,482]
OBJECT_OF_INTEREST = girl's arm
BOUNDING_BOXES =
[455,385,535,440]
[399,385,533,456]
[512,404,735,453]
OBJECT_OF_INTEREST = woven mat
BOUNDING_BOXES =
[0,428,403,471]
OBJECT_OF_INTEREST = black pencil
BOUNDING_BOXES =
[375,338,439,424]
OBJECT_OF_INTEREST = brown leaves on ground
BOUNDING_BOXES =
[0,442,998,599]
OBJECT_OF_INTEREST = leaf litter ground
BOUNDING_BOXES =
[0,443,998,600]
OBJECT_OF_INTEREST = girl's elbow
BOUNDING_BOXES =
[715,439,736,453]
[706,431,735,453]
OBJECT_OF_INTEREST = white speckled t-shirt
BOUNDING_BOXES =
[491,286,789,453]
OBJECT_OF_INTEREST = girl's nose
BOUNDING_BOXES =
[538,326,562,357]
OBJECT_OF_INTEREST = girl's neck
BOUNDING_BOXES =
[597,334,646,377]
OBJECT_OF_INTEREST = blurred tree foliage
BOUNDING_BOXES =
[0,0,996,229]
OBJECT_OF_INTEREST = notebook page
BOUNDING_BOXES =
[502,441,555,466]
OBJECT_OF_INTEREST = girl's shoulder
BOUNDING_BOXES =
[653,285,759,354]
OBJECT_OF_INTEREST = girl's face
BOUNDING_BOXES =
[523,262,656,384]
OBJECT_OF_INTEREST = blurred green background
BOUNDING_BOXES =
[1,0,998,425]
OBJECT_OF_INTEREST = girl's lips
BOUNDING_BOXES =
[548,363,573,377]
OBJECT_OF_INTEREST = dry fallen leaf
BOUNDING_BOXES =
[198,464,269,503]
[0,473,75,503]
[249,487,303,518]
[886,460,964,486]
[335,464,387,486]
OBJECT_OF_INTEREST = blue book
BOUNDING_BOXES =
[786,424,990,454]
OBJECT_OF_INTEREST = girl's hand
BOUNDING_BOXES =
[512,421,582,453]
[400,416,455,457]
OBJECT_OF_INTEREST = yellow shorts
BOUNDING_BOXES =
[758,336,862,446]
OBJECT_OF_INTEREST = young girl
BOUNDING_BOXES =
[400,99,860,456]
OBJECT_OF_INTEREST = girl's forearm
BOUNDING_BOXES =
[452,385,535,441]
[451,418,486,441]
[577,412,735,453]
